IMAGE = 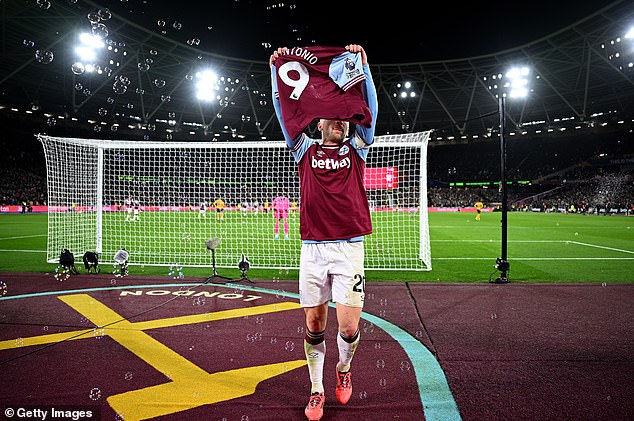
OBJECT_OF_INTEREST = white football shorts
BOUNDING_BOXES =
[298,241,366,308]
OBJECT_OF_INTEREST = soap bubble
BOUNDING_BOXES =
[35,49,54,64]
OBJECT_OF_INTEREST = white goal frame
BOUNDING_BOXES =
[38,131,431,271]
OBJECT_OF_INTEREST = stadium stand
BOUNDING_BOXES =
[2,115,631,214]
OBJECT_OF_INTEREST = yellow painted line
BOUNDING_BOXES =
[2,293,308,420]
[59,294,207,382]
[107,360,306,421]
[131,301,300,330]
[0,298,299,349]
[0,329,94,350]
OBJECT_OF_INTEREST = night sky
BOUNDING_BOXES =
[102,0,619,63]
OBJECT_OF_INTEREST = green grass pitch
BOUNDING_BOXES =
[1,211,633,283]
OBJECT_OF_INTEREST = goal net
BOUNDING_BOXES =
[38,131,431,271]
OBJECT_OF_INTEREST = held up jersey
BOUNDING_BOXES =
[273,46,372,140]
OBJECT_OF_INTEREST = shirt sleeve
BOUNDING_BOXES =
[353,64,378,147]
[271,65,302,149]
[329,51,366,91]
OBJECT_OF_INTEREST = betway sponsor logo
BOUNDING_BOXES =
[311,155,350,170]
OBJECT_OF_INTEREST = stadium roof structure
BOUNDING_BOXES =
[1,0,633,142]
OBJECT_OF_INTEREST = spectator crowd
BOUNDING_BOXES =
[1,126,632,214]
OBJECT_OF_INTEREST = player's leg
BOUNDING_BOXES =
[300,243,331,420]
[335,304,361,371]
[330,241,365,405]
[283,215,289,239]
[304,303,328,394]
[304,303,328,421]
[274,215,280,239]
[334,303,361,404]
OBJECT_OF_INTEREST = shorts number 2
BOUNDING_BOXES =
[353,274,366,293]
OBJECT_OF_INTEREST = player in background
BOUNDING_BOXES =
[132,199,141,221]
[125,196,133,221]
[213,198,225,221]
[198,201,207,219]
[290,200,298,217]
[475,200,484,220]
[272,194,290,240]
[241,200,249,217]
[271,44,378,421]
[263,199,270,214]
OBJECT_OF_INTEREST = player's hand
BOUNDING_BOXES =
[269,47,288,68]
[346,44,367,66]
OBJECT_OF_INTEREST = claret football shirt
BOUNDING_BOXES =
[273,46,373,140]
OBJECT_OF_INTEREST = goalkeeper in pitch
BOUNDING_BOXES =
[270,44,377,421]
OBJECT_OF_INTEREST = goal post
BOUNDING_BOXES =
[37,131,432,271]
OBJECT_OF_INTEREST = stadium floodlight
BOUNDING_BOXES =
[79,32,105,49]
[75,32,104,62]
[396,81,417,99]
[195,69,219,101]
[492,65,531,284]
[505,66,530,98]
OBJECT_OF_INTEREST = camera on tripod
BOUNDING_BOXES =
[205,239,254,284]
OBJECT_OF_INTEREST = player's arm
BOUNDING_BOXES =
[346,45,377,149]
[270,48,302,150]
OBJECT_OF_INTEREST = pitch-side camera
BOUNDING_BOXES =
[113,248,129,277]
[82,251,100,274]
[495,258,510,272]
[238,253,250,275]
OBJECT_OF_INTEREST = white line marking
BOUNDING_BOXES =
[568,241,634,254]
[431,240,565,243]
[0,234,47,241]
[0,249,47,253]
[433,257,634,260]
